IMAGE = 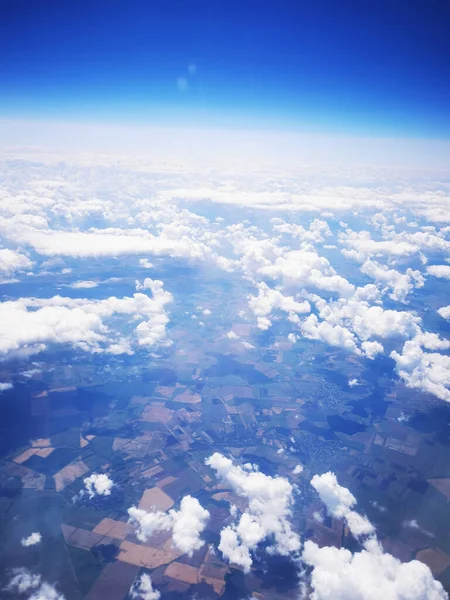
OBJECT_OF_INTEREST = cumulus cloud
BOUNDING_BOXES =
[130,574,160,600]
[272,218,332,243]
[227,330,239,340]
[303,538,446,600]
[339,228,419,262]
[311,472,374,537]
[0,381,13,391]
[303,473,447,600]
[391,339,450,402]
[5,568,65,600]
[348,378,359,387]
[205,452,300,572]
[247,282,310,330]
[66,280,98,289]
[360,259,424,302]
[300,315,361,355]
[21,532,42,547]
[0,248,33,275]
[83,473,114,499]
[0,279,173,359]
[293,464,304,475]
[258,249,355,298]
[427,265,450,280]
[128,495,210,556]
[438,305,450,321]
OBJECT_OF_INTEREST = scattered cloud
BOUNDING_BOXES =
[129,574,161,600]
[21,532,42,547]
[5,568,65,600]
[205,452,300,572]
[128,495,210,556]
[311,472,374,537]
[304,473,446,600]
[0,279,173,359]
[66,280,98,289]
[83,473,114,498]
[427,265,450,280]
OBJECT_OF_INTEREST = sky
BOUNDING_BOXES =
[1,0,450,139]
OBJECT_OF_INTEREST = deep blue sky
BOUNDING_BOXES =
[1,0,450,137]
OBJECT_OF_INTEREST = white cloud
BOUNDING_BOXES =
[0,248,33,275]
[0,279,172,358]
[311,472,374,537]
[21,532,42,547]
[139,258,154,269]
[300,315,361,355]
[14,228,214,263]
[315,297,421,342]
[303,538,446,600]
[128,495,210,556]
[304,474,447,600]
[293,464,304,475]
[272,218,332,243]
[427,265,450,280]
[360,259,424,303]
[130,574,160,600]
[5,568,65,600]
[361,340,384,359]
[227,330,240,340]
[247,282,310,330]
[205,453,300,572]
[339,229,418,262]
[438,305,450,321]
[348,378,359,387]
[391,340,450,402]
[66,280,98,289]
[0,382,13,391]
[258,249,355,298]
[83,473,114,499]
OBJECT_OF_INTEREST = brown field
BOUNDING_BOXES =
[212,491,232,502]
[429,478,450,500]
[54,460,89,491]
[22,471,45,490]
[142,405,174,423]
[416,548,450,575]
[142,465,164,478]
[86,561,139,600]
[13,448,38,464]
[155,386,176,398]
[139,487,174,511]
[165,562,199,584]
[231,324,252,336]
[112,438,131,451]
[93,518,132,540]
[173,390,201,404]
[62,524,104,550]
[156,476,178,489]
[31,438,51,447]
[198,547,228,594]
[118,540,182,568]
[36,447,54,458]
